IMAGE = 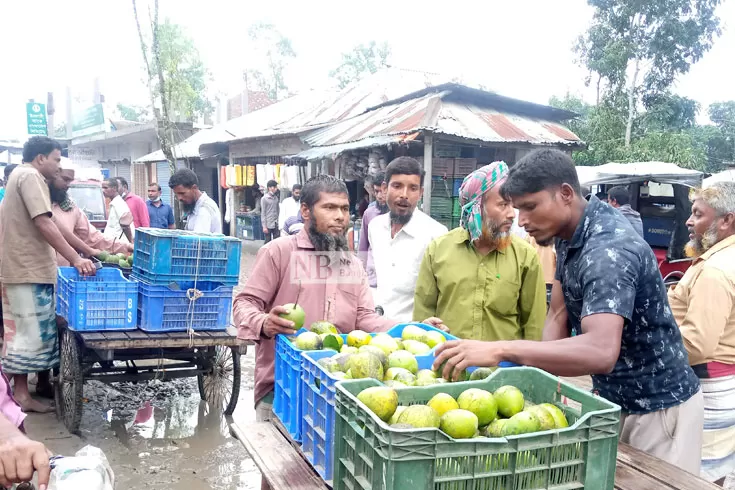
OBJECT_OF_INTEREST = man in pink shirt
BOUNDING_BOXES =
[52,168,132,266]
[0,365,51,489]
[116,177,150,229]
[234,175,399,424]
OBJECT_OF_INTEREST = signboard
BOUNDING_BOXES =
[68,146,101,169]
[26,103,48,136]
[72,104,107,138]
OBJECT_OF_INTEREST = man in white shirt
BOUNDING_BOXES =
[369,157,448,321]
[278,184,302,235]
[169,168,222,234]
[102,177,134,243]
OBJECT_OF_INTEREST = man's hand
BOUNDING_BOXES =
[262,226,269,234]
[126,243,135,253]
[88,248,102,258]
[0,432,51,490]
[421,317,449,333]
[433,340,507,381]
[262,305,299,338]
[72,257,96,276]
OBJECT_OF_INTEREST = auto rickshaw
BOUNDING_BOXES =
[577,162,705,287]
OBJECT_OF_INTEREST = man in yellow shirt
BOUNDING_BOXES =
[668,182,735,484]
[413,161,546,341]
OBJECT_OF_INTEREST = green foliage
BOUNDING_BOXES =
[330,41,391,89]
[153,20,213,121]
[576,0,722,147]
[550,92,734,172]
[116,103,151,122]
[709,101,735,161]
[246,23,296,101]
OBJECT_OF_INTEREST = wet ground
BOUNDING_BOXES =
[26,241,264,489]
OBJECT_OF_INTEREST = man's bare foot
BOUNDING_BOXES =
[15,394,54,413]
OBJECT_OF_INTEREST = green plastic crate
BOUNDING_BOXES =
[431,197,454,216]
[333,367,620,490]
[452,197,461,218]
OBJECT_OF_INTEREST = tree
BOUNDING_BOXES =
[330,41,391,89]
[640,93,699,132]
[117,103,151,122]
[577,0,722,146]
[131,1,212,169]
[245,23,296,101]
[709,101,735,161]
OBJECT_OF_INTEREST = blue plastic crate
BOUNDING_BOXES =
[301,349,437,484]
[132,228,241,286]
[386,322,459,351]
[452,178,463,196]
[57,267,138,332]
[137,280,232,332]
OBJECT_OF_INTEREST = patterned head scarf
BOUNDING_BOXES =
[459,161,509,242]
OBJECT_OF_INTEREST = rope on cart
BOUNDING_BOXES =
[186,237,204,347]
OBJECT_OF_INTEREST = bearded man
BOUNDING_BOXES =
[50,165,132,266]
[369,159,448,321]
[669,182,735,484]
[413,161,546,341]
[233,175,400,439]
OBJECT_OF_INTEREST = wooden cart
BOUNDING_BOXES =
[55,321,247,435]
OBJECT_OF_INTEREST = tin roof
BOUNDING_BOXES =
[297,91,582,159]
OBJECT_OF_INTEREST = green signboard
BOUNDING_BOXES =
[72,104,106,138]
[26,102,48,136]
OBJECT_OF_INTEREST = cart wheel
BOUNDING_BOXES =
[198,346,241,415]
[58,329,84,434]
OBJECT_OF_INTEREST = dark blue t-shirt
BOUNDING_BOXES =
[555,196,699,414]
[147,200,175,229]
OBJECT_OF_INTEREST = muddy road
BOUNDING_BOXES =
[25,241,263,489]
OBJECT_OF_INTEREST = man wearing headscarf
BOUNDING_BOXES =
[413,161,546,341]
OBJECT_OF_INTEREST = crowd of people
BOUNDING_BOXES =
[238,148,735,487]
[0,136,224,488]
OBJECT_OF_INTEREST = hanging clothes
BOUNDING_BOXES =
[245,166,256,186]
[256,164,267,187]
[226,165,237,187]
[224,187,235,224]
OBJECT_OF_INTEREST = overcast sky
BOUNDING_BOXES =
[1,0,733,140]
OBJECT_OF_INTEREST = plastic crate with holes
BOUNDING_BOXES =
[333,367,621,490]
[57,267,138,332]
[137,280,232,332]
[275,329,348,443]
[131,228,241,286]
[277,323,455,445]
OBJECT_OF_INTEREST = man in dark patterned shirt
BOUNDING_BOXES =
[434,148,703,474]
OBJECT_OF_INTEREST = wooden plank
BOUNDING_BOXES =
[616,443,720,490]
[124,330,149,340]
[80,332,106,342]
[82,335,250,350]
[230,422,327,490]
[615,461,676,490]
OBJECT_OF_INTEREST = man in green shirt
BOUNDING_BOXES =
[413,161,546,341]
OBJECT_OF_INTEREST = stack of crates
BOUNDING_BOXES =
[429,158,477,229]
[132,228,242,333]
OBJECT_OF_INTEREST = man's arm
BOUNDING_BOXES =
[35,215,93,273]
[167,206,176,229]
[233,245,291,340]
[53,214,97,257]
[677,267,733,365]
[80,212,132,254]
[358,214,371,262]
[119,212,134,243]
[518,252,547,341]
[139,199,150,227]
[434,244,638,379]
[278,198,288,233]
[542,280,569,341]
[0,412,50,488]
[412,242,439,322]
[260,197,269,232]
